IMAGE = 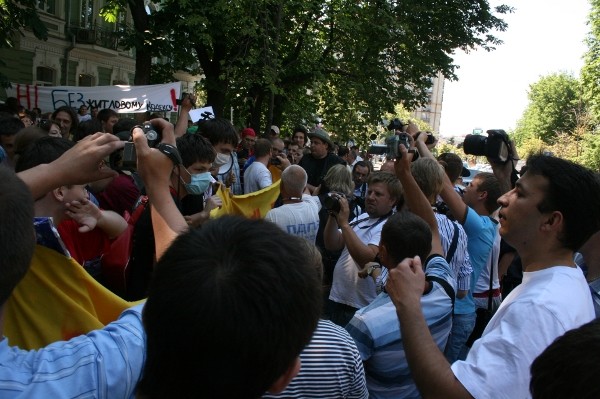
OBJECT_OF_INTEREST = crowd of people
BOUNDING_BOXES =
[1,94,600,398]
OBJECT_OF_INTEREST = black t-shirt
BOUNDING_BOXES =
[298,153,345,188]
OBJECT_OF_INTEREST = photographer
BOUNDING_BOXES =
[324,171,402,327]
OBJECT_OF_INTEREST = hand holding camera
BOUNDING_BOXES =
[323,192,350,224]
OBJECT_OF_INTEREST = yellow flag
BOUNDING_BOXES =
[4,245,140,350]
[211,179,281,219]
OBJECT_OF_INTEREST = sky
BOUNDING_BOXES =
[438,0,592,137]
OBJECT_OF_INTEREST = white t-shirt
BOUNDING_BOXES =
[329,214,388,309]
[451,265,595,399]
[243,161,272,194]
[264,195,321,243]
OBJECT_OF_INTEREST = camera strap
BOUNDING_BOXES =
[350,210,393,232]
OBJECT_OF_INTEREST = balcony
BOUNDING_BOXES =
[70,26,121,56]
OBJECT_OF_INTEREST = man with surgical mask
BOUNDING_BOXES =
[195,117,243,195]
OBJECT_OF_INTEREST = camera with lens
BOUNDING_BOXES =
[270,157,282,165]
[322,192,346,214]
[384,133,410,159]
[463,129,512,164]
[387,118,406,132]
[109,122,162,171]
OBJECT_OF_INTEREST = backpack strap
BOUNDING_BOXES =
[445,222,460,264]
[426,275,455,309]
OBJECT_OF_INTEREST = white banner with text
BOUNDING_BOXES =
[5,82,182,114]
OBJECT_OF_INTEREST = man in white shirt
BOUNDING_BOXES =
[265,165,321,243]
[244,138,274,193]
[385,151,600,399]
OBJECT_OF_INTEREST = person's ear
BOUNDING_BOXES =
[52,186,66,202]
[541,211,564,233]
[266,357,301,394]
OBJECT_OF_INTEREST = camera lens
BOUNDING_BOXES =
[463,134,488,156]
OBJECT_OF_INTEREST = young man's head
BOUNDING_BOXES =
[254,138,273,160]
[172,134,216,197]
[96,109,119,134]
[411,158,445,204]
[365,171,403,218]
[139,216,322,398]
[0,116,26,163]
[197,117,239,167]
[0,166,35,306]
[498,155,600,252]
[530,318,600,399]
[437,152,465,184]
[286,142,302,164]
[14,136,87,223]
[281,165,307,198]
[51,106,78,139]
[380,211,431,267]
[462,172,501,215]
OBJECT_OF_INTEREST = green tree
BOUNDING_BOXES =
[513,72,583,145]
[104,0,511,136]
[581,0,600,124]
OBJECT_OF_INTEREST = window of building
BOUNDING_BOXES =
[79,74,94,86]
[37,0,56,15]
[81,0,95,28]
[36,66,55,86]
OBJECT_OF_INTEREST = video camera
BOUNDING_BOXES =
[387,118,406,132]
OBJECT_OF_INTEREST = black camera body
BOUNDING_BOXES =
[463,129,511,164]
[387,118,406,131]
[322,192,345,214]
[109,123,161,171]
[384,133,410,159]
[270,157,282,165]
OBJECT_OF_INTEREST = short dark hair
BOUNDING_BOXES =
[96,108,118,123]
[197,117,239,147]
[352,160,372,173]
[474,172,501,214]
[254,138,273,158]
[530,318,600,399]
[437,152,464,183]
[0,116,25,137]
[72,119,103,142]
[525,155,600,251]
[381,211,431,264]
[176,133,216,168]
[338,146,350,158]
[112,118,138,139]
[15,136,74,173]
[0,167,35,306]
[139,216,322,398]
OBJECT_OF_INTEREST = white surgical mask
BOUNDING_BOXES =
[213,153,231,168]
[181,169,212,195]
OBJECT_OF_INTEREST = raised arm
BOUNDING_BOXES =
[174,94,196,138]
[414,134,468,225]
[133,118,188,260]
[393,145,443,257]
[17,133,123,200]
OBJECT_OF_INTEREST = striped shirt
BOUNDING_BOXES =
[435,213,472,291]
[263,319,368,399]
[346,256,455,399]
[0,304,145,399]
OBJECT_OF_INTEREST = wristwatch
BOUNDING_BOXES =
[367,263,382,276]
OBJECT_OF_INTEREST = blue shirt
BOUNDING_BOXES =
[346,256,455,399]
[0,304,145,398]
[454,207,497,315]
